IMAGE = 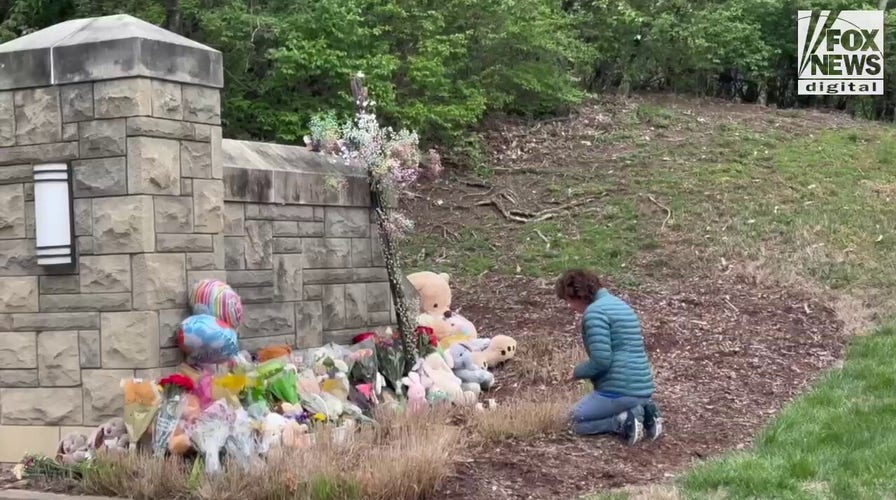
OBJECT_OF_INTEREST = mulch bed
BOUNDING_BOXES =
[431,271,847,499]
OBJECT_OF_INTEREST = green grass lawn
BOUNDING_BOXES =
[681,326,896,500]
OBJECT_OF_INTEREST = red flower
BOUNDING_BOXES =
[159,374,194,391]
[352,332,376,344]
[415,326,438,346]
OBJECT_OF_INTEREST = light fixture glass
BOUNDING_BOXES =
[33,163,75,266]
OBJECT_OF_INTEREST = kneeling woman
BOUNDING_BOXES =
[555,269,662,445]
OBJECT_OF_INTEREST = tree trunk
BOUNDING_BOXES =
[370,189,418,371]
[164,0,182,34]
[350,75,419,371]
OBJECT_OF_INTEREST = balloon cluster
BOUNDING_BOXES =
[177,280,243,365]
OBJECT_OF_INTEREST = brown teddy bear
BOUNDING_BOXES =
[168,392,202,455]
[406,271,452,317]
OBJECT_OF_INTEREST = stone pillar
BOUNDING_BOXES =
[0,14,224,461]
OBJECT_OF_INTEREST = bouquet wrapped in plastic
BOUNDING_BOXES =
[121,378,161,450]
[224,408,260,471]
[416,325,439,358]
[193,370,215,409]
[153,374,194,457]
[213,373,247,408]
[265,368,299,405]
[176,314,239,365]
[347,337,378,386]
[376,334,406,396]
[189,400,234,474]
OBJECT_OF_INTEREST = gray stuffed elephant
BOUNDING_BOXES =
[448,342,494,391]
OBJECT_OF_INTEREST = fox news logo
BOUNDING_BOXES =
[798,10,884,95]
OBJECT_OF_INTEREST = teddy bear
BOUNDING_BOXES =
[168,393,202,455]
[449,343,495,392]
[89,417,130,453]
[56,433,91,465]
[257,344,292,363]
[282,421,312,449]
[406,271,452,316]
[470,335,518,369]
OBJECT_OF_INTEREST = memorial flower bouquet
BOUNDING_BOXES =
[415,325,438,358]
[375,334,406,396]
[121,378,161,450]
[189,400,234,474]
[152,374,195,457]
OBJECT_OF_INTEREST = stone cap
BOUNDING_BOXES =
[223,139,366,177]
[223,139,373,208]
[0,14,223,90]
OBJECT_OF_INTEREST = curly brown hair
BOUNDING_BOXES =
[554,269,602,303]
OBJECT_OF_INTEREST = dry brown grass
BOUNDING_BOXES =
[511,334,582,387]
[81,408,461,500]
[730,258,871,336]
[470,388,578,441]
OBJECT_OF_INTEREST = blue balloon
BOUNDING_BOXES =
[176,314,239,365]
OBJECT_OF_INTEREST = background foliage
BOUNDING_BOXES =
[1,0,894,159]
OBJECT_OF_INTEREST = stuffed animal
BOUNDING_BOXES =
[56,433,91,465]
[258,344,292,362]
[406,271,452,316]
[282,421,312,449]
[90,417,130,453]
[417,312,478,349]
[439,313,479,349]
[168,393,202,455]
[449,343,495,391]
[401,372,428,413]
[259,412,288,455]
[445,313,477,339]
[419,351,477,406]
[470,335,518,368]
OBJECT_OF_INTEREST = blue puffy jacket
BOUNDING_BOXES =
[573,289,655,397]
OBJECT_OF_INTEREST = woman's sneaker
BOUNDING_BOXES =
[620,410,643,445]
[643,400,663,440]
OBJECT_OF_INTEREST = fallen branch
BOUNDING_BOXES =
[457,177,493,189]
[476,195,597,223]
[647,194,673,230]
[724,297,739,315]
[433,224,461,242]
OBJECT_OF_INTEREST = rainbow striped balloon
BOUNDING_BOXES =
[189,279,243,329]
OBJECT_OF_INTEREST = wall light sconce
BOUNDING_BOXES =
[33,163,76,266]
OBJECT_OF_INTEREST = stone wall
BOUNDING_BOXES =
[220,140,394,351]
[0,15,390,462]
[0,74,227,458]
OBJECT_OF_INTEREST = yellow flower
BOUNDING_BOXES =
[214,373,247,393]
[313,413,326,422]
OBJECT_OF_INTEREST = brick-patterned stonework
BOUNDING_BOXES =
[0,15,390,462]
[221,140,395,351]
